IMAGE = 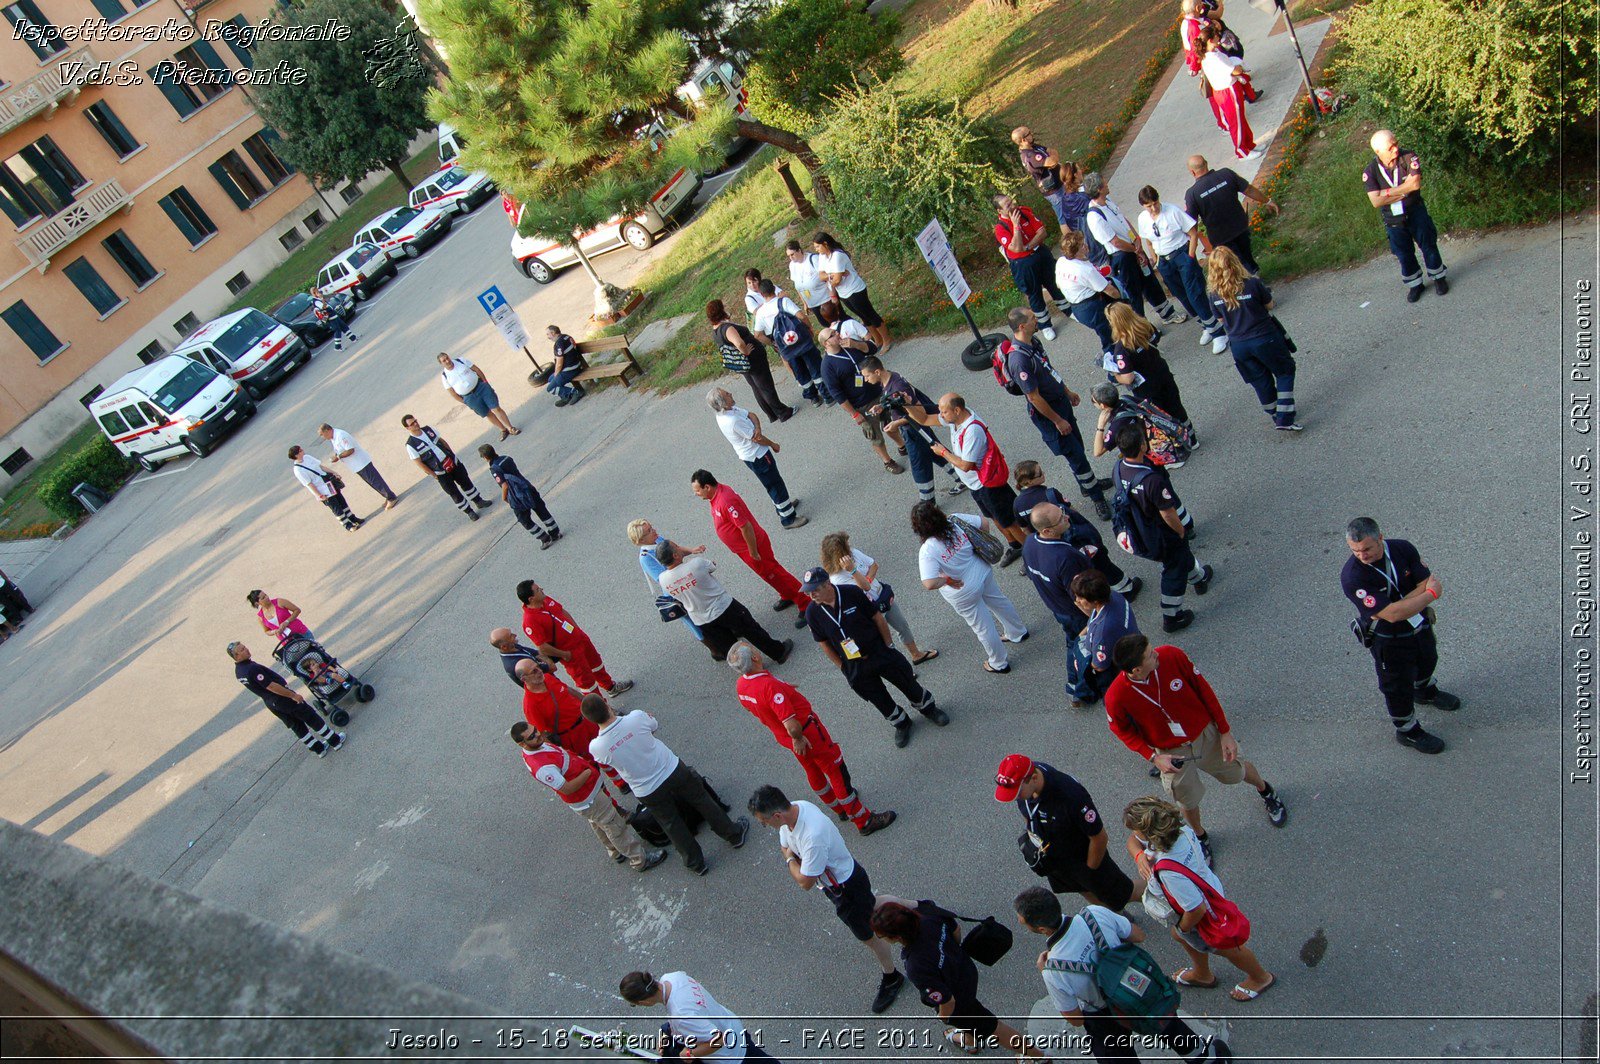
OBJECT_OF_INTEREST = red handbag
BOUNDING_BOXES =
[1153,859,1251,949]
[960,419,1010,489]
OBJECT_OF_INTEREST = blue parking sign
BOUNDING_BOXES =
[476,286,509,317]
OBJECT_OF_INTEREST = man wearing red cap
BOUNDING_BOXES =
[1105,635,1286,865]
[692,469,811,624]
[995,755,1137,912]
[727,641,896,836]
[518,578,634,699]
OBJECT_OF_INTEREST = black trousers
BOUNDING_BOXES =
[511,491,557,535]
[741,351,794,422]
[844,647,928,725]
[0,582,31,618]
[433,464,484,513]
[1081,1009,1218,1063]
[321,492,358,529]
[1215,230,1259,274]
[638,761,742,872]
[700,598,786,660]
[263,696,330,740]
[1369,626,1440,730]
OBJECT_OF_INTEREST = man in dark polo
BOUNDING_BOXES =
[228,641,345,757]
[489,626,551,687]
[995,754,1135,912]
[1362,130,1448,302]
[1183,154,1277,275]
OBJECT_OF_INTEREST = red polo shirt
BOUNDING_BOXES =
[520,742,601,806]
[710,483,770,558]
[735,671,819,750]
[522,674,596,753]
[994,207,1046,261]
[522,595,584,655]
[1104,645,1231,760]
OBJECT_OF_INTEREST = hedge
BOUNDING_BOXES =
[36,434,133,521]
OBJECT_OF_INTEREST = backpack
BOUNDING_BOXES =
[1152,859,1252,950]
[1110,464,1159,559]
[1122,397,1195,466]
[767,302,817,360]
[991,339,1023,396]
[1047,909,1181,1036]
[957,419,1010,489]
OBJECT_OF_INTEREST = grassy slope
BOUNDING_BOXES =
[0,421,103,537]
[224,144,441,317]
[627,0,1176,391]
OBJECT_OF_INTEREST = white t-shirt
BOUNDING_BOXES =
[715,406,769,462]
[822,249,865,298]
[1085,199,1136,257]
[440,357,479,396]
[1136,202,1198,257]
[660,972,747,1061]
[588,710,679,797]
[837,318,871,347]
[752,295,803,339]
[829,547,884,601]
[1202,50,1244,92]
[918,513,990,602]
[1056,257,1113,304]
[743,284,782,318]
[292,459,334,496]
[778,800,856,889]
[788,254,830,308]
[1042,907,1134,1012]
[947,413,991,491]
[659,555,733,625]
[1144,825,1226,913]
[328,428,372,471]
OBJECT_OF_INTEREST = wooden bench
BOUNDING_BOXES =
[527,334,643,389]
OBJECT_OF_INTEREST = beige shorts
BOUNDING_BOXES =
[1158,723,1244,808]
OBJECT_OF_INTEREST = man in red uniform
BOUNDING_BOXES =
[1104,634,1286,865]
[517,579,634,698]
[691,469,810,625]
[516,658,626,791]
[509,720,666,872]
[727,641,896,836]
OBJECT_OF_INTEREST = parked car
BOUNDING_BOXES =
[173,308,308,401]
[271,291,360,347]
[508,167,703,285]
[90,355,254,469]
[352,204,452,260]
[409,165,496,216]
[316,242,396,302]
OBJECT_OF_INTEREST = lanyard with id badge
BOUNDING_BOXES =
[1129,669,1188,741]
[822,600,864,660]
[1378,162,1407,217]
[1367,547,1424,629]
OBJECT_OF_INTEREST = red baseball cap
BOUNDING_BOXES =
[994,754,1034,802]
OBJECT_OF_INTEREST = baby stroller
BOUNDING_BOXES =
[272,632,374,727]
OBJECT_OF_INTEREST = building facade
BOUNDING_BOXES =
[0,0,394,487]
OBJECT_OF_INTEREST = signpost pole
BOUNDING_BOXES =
[915,218,1006,372]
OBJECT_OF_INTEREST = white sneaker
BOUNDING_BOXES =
[1244,148,1266,161]
[1041,326,1058,341]
[1198,328,1214,347]
[1211,334,1230,354]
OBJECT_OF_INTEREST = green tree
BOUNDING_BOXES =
[818,85,1012,268]
[743,0,902,134]
[1336,0,1597,171]
[251,0,434,192]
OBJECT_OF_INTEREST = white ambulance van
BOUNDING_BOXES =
[90,355,254,470]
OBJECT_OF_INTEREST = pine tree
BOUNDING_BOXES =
[251,0,433,193]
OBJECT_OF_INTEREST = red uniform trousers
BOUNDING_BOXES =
[559,630,617,694]
[793,724,867,828]
[726,534,811,611]
[1213,84,1255,158]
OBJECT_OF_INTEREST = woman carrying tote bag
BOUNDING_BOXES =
[911,501,1029,675]
[1123,795,1276,1002]
[707,299,794,423]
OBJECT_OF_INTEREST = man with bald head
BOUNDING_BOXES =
[490,626,550,687]
[1182,153,1277,275]
[1362,129,1447,302]
[1021,503,1100,707]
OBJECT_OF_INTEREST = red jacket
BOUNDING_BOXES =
[522,595,586,655]
[522,674,596,754]
[1104,645,1231,759]
[735,671,833,752]
[994,207,1046,261]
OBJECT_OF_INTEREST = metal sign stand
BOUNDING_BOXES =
[915,218,1006,371]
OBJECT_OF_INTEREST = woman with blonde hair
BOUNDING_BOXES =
[1123,795,1276,1002]
[628,518,711,652]
[820,531,938,665]
[1205,247,1303,431]
[1105,302,1193,429]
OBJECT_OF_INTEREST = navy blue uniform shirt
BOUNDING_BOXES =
[1341,537,1431,637]
[821,348,882,410]
[806,584,888,657]
[1022,534,1094,628]
[1081,591,1139,674]
[235,660,295,708]
[1116,457,1184,549]
[1017,762,1105,866]
[1004,337,1073,416]
[1015,485,1105,551]
[903,902,980,1009]
[1210,277,1276,343]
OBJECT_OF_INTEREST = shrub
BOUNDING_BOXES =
[818,85,1013,268]
[743,0,903,134]
[1336,0,1597,172]
[36,434,132,521]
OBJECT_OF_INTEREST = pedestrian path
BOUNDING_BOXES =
[1109,4,1332,201]
[0,535,59,585]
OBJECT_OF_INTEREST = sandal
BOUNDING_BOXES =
[1230,975,1275,1001]
[1172,968,1219,989]
[983,662,1011,674]
[910,649,940,665]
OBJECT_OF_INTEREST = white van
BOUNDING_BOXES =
[438,123,463,166]
[90,355,254,470]
[173,308,309,401]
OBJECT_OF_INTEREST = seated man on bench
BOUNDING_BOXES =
[546,324,588,407]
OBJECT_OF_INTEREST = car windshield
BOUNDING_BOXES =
[211,310,279,360]
[436,168,469,190]
[151,362,216,412]
[350,244,382,267]
[382,207,421,233]
[276,294,312,318]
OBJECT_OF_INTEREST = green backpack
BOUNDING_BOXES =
[1047,909,1181,1035]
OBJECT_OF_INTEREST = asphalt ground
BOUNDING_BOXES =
[0,188,1593,1060]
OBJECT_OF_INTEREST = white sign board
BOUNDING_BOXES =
[477,285,532,352]
[915,218,971,309]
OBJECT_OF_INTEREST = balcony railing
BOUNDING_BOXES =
[14,180,133,273]
[0,46,96,137]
